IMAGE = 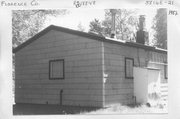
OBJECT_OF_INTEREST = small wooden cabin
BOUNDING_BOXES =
[13,25,167,107]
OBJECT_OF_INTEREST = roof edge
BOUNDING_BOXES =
[13,25,106,53]
[13,25,54,53]
[13,25,167,54]
[125,42,167,54]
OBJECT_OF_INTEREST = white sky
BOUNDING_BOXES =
[45,9,105,31]
[44,9,157,41]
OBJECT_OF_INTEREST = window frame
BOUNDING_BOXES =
[125,57,134,79]
[49,59,65,80]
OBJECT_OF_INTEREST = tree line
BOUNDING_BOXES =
[12,9,167,49]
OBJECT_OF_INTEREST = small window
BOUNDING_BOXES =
[164,64,168,79]
[125,57,134,79]
[49,59,64,80]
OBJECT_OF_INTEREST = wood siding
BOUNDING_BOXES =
[15,29,167,107]
[103,42,167,106]
[15,30,103,107]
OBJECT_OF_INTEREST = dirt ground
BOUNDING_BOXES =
[13,103,167,115]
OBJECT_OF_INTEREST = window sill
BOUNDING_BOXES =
[125,77,134,79]
[49,78,64,80]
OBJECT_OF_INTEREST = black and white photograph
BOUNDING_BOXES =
[0,0,180,118]
[12,8,168,115]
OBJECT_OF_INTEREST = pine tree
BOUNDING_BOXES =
[152,8,167,49]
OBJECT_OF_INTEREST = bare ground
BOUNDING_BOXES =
[13,103,167,115]
[81,104,168,114]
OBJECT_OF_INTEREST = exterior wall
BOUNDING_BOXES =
[147,51,168,104]
[15,30,103,107]
[147,51,167,83]
[103,42,167,106]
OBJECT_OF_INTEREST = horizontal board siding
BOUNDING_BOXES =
[15,30,103,107]
[160,83,168,102]
[148,62,168,83]
[104,42,135,105]
[103,42,167,106]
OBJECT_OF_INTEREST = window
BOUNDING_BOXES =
[164,64,168,79]
[49,59,64,79]
[125,57,134,79]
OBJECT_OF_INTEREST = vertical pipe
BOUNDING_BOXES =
[110,9,116,38]
[60,89,63,106]
[139,15,145,31]
[112,11,115,33]
[133,96,137,105]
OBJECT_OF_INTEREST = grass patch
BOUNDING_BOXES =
[81,103,168,114]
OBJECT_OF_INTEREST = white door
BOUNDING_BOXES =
[147,69,161,105]
[134,67,160,105]
[133,67,148,104]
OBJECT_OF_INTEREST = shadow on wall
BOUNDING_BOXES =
[13,103,100,115]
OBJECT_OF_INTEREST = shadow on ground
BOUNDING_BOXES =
[13,103,100,115]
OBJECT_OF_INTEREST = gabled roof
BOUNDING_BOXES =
[13,25,167,54]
